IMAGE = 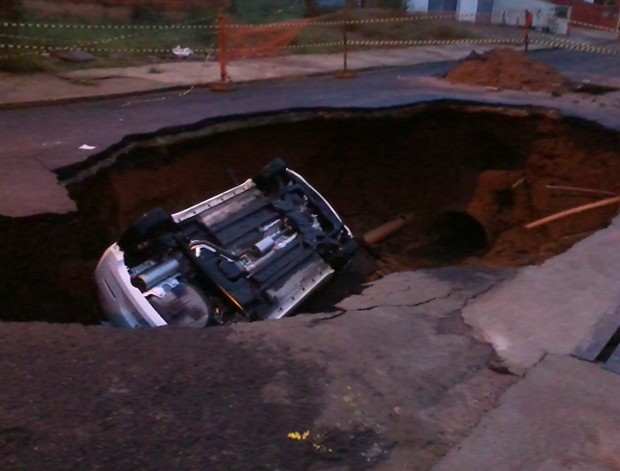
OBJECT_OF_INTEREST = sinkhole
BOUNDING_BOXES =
[1,102,620,325]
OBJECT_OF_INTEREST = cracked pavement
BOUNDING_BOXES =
[3,235,620,469]
[1,267,516,471]
[463,215,620,375]
[4,214,620,470]
[3,49,620,217]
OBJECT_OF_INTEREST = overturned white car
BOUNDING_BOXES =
[95,159,358,328]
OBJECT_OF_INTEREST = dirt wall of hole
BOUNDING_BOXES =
[1,104,620,324]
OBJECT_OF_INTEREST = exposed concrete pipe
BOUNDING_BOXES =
[362,213,415,246]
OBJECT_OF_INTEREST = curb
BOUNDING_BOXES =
[0,84,193,110]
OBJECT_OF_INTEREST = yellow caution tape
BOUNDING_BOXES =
[569,20,618,34]
[281,36,619,56]
[3,30,617,57]
[283,37,522,49]
[348,38,522,46]
[226,14,459,29]
[0,12,487,32]
[0,43,215,55]
[1,22,216,30]
[528,29,620,55]
[0,23,214,48]
[531,38,620,55]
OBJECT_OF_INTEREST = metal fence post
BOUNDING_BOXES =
[336,9,357,79]
[210,9,232,91]
[523,9,533,53]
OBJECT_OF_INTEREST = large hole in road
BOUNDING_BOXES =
[1,102,620,325]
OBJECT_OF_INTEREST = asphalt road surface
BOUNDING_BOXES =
[0,269,517,471]
[3,49,620,217]
[1,49,618,175]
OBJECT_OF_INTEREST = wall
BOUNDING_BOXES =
[428,0,458,12]
[492,0,556,29]
[553,0,619,29]
[406,0,431,12]
[457,0,478,21]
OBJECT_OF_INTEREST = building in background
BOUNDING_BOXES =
[491,0,569,34]
[553,0,619,29]
[406,0,572,33]
[406,0,494,22]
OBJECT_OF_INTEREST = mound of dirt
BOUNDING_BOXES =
[445,48,570,94]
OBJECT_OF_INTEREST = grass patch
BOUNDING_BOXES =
[292,14,481,54]
[0,6,484,73]
[231,0,305,24]
[0,54,59,73]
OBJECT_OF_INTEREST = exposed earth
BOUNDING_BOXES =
[445,48,570,94]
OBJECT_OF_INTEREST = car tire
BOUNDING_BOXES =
[254,159,288,189]
[328,238,360,270]
[118,208,175,252]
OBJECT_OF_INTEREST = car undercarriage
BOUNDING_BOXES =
[95,159,358,328]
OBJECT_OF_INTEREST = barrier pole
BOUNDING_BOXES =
[524,28,529,53]
[523,9,533,53]
[336,8,357,79]
[210,9,232,91]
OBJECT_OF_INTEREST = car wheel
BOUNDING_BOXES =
[254,159,288,189]
[118,208,175,252]
[328,238,360,270]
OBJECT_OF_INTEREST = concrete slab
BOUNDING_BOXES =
[0,152,75,217]
[336,268,514,313]
[462,215,620,375]
[336,271,454,311]
[433,354,620,471]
